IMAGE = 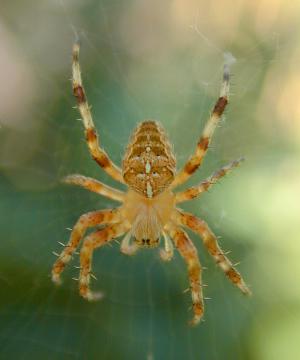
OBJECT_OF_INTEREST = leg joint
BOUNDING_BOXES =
[213,96,228,116]
[73,85,86,103]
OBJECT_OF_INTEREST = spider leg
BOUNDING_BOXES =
[171,57,232,189]
[159,231,174,261]
[52,208,121,285]
[175,157,244,204]
[120,230,138,256]
[165,223,204,326]
[79,223,128,300]
[72,41,124,183]
[63,174,125,202]
[175,210,251,295]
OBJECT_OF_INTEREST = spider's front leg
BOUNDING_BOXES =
[166,224,204,326]
[72,41,124,183]
[79,223,128,300]
[176,210,251,295]
[52,208,121,285]
[171,55,234,189]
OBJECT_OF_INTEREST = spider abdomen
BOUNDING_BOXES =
[122,120,176,198]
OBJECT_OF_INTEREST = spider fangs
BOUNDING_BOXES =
[51,42,251,326]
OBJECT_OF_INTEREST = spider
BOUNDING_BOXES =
[52,41,251,326]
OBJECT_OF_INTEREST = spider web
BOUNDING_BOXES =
[1,1,300,359]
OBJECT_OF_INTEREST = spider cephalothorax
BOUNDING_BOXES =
[51,42,250,326]
[121,185,175,248]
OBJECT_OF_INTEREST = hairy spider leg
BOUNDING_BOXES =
[63,174,125,202]
[72,41,124,183]
[171,61,231,188]
[79,223,129,300]
[175,157,244,203]
[52,209,121,285]
[166,223,204,326]
[176,210,251,295]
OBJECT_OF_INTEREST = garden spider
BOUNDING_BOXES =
[52,41,251,326]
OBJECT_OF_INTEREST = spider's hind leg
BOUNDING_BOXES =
[171,54,235,189]
[72,41,124,183]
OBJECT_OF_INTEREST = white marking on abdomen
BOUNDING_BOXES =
[146,182,153,198]
[145,161,151,174]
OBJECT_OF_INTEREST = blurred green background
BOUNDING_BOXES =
[1,0,300,359]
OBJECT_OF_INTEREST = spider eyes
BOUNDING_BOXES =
[143,238,151,245]
[134,237,160,247]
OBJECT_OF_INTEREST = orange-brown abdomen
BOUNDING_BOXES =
[122,121,176,198]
